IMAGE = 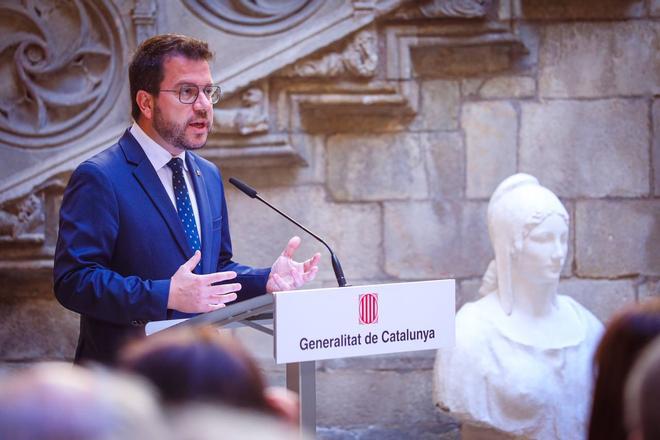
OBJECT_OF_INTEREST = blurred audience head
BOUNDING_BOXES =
[118,326,297,423]
[168,403,305,440]
[0,362,166,440]
[624,336,660,440]
[588,298,660,440]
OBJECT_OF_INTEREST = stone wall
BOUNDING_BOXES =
[0,0,658,438]
[227,2,660,437]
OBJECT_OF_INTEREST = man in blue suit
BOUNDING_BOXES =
[54,34,320,365]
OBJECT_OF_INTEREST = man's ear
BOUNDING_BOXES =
[136,90,154,120]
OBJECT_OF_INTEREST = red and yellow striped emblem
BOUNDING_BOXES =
[359,293,378,324]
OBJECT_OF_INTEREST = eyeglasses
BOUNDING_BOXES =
[158,84,221,104]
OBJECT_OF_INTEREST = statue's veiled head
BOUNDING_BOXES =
[483,174,569,314]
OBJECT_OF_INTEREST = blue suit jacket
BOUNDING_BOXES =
[54,130,269,364]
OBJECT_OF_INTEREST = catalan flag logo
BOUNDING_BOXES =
[359,293,378,325]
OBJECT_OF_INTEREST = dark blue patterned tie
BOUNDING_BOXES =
[167,158,201,255]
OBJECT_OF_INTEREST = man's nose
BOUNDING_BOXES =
[193,90,212,110]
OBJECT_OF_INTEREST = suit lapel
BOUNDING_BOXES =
[187,153,213,274]
[119,131,191,260]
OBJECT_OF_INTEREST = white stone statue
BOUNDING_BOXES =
[433,173,604,439]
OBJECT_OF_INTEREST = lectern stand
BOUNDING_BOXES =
[163,294,318,434]
[151,280,456,436]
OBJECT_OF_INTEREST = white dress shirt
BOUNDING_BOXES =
[130,123,202,241]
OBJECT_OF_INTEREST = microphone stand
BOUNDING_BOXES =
[229,177,347,287]
[229,177,348,435]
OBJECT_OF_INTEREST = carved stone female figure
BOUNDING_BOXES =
[433,174,603,439]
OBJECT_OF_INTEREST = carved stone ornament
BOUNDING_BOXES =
[0,193,44,240]
[419,0,493,18]
[213,87,269,135]
[132,0,158,44]
[280,28,378,78]
[182,0,324,36]
[0,0,126,149]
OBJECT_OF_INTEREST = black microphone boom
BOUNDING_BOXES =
[229,177,258,198]
[228,177,347,287]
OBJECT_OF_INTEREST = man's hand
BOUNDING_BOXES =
[168,251,241,313]
[266,236,320,293]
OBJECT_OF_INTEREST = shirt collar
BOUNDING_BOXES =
[130,122,188,171]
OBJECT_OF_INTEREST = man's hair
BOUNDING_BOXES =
[129,34,213,121]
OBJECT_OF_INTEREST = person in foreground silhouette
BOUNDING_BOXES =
[119,325,299,425]
[588,298,660,440]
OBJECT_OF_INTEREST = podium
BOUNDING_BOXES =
[146,279,455,434]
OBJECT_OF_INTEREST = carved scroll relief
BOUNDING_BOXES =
[420,0,494,18]
[182,0,324,36]
[280,28,378,78]
[395,0,494,19]
[0,0,126,149]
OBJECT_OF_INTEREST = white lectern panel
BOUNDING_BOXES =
[274,279,455,364]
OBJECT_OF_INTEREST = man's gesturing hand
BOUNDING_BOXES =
[266,236,320,293]
[168,251,241,313]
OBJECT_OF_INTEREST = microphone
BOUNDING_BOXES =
[228,177,347,288]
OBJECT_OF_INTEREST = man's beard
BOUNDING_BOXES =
[153,105,210,150]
